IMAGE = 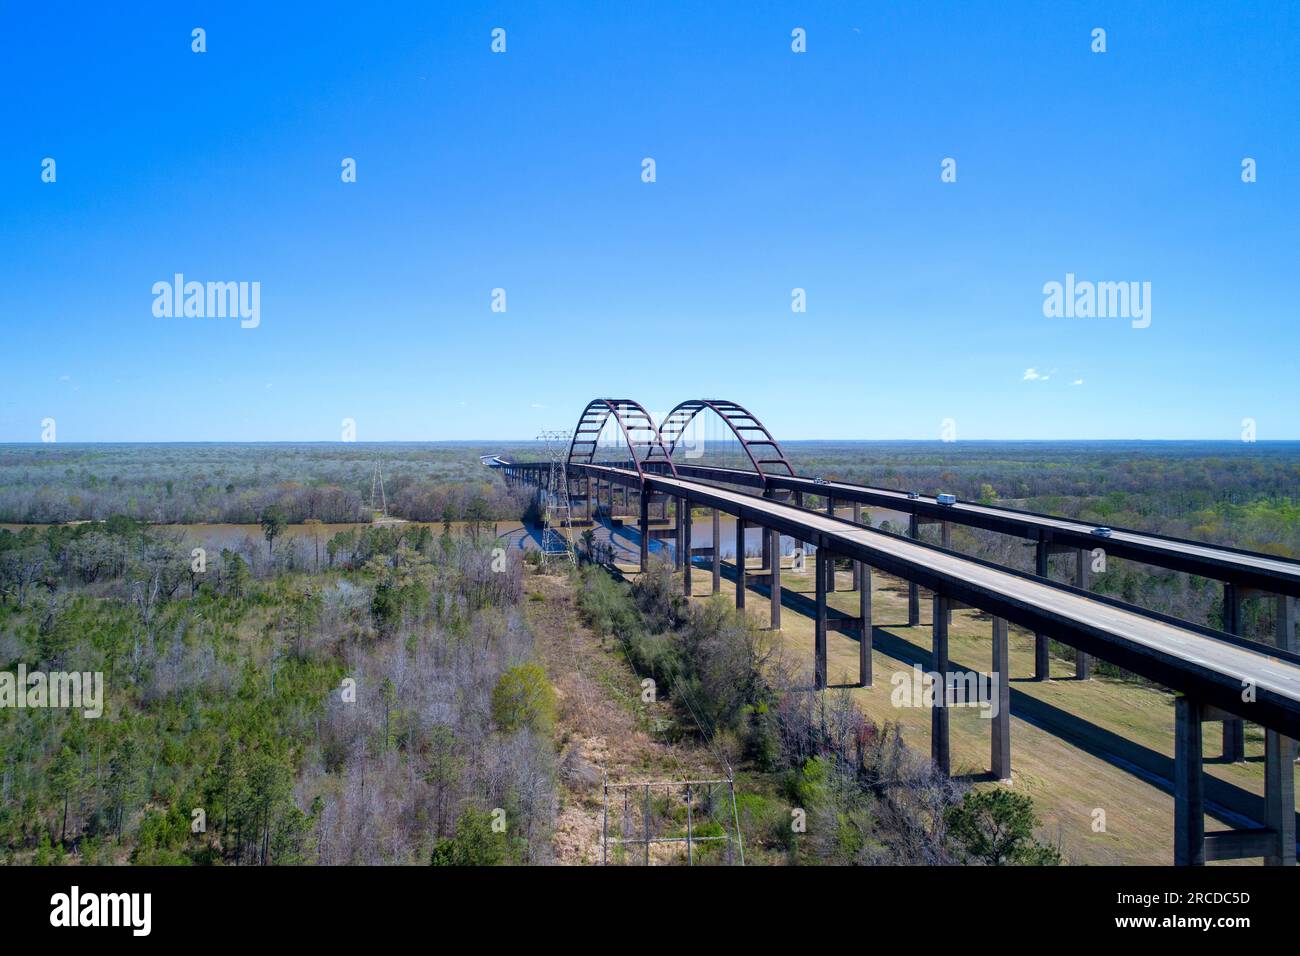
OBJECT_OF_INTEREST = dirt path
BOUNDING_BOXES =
[523,571,723,865]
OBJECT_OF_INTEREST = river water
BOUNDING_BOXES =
[3,506,910,563]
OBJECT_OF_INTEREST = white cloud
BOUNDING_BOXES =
[1024,367,1060,382]
[1071,378,1084,386]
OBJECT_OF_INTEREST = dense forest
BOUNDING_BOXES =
[0,517,553,864]
[0,443,532,524]
[0,511,1056,866]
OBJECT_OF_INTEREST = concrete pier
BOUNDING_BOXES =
[824,498,836,592]
[1280,594,1297,652]
[1221,583,1245,762]
[769,528,782,630]
[711,508,721,594]
[815,547,827,689]
[673,498,684,571]
[760,490,772,569]
[682,502,692,595]
[638,490,649,571]
[1264,729,1297,865]
[858,563,872,686]
[908,514,920,626]
[932,595,950,775]
[1174,697,1205,866]
[1075,548,1092,679]
[735,516,747,610]
[851,502,863,590]
[1034,539,1050,681]
[992,616,1011,781]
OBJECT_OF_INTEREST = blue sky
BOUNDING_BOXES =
[2,1,1297,441]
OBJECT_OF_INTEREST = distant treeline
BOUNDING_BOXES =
[0,443,534,525]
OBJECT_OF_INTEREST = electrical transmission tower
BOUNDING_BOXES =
[368,461,388,520]
[537,430,577,567]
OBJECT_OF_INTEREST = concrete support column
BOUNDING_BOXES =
[638,487,649,571]
[992,617,1011,781]
[1222,583,1245,762]
[814,546,828,690]
[932,595,950,775]
[1278,594,1297,652]
[760,488,772,569]
[824,498,837,592]
[1075,548,1092,679]
[711,508,721,594]
[851,503,863,591]
[794,491,805,555]
[1264,729,1297,866]
[585,476,593,522]
[735,517,747,610]
[824,499,836,590]
[938,524,953,626]
[858,563,872,687]
[768,528,781,630]
[823,546,836,593]
[1174,697,1205,866]
[907,514,920,627]
[673,499,684,572]
[682,502,693,596]
[1034,540,1050,681]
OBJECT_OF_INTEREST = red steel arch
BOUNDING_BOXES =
[566,398,678,479]
[657,399,795,478]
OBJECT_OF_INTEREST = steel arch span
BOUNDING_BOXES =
[566,398,678,479]
[657,398,794,478]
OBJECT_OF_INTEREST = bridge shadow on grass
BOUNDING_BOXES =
[952,770,1001,784]
[718,560,1296,840]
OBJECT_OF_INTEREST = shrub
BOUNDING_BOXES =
[491,662,556,734]
[945,788,1062,865]
[430,809,508,866]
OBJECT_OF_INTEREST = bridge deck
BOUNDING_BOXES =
[639,461,1300,597]
[583,464,1300,738]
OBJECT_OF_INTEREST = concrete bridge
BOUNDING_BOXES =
[496,397,1300,866]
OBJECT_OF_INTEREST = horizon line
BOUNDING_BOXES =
[2,438,1299,446]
